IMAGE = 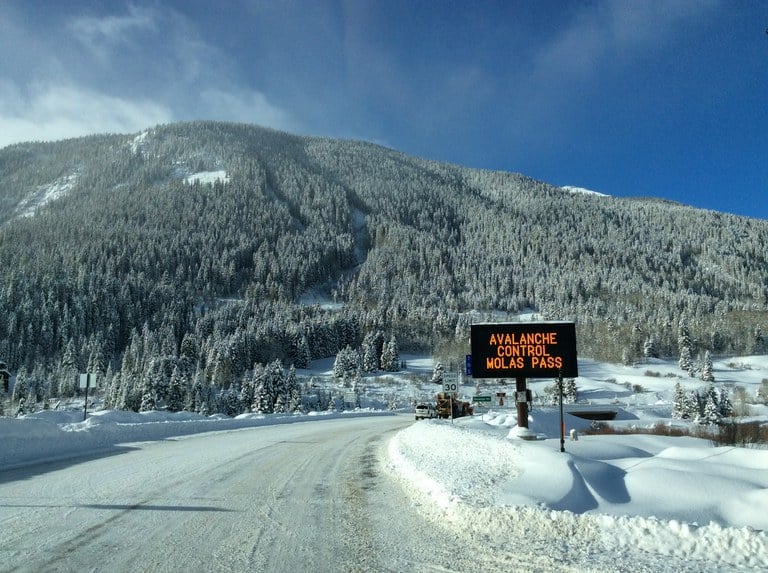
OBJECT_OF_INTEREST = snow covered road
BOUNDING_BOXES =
[0,415,534,572]
[4,410,764,572]
[1,416,407,571]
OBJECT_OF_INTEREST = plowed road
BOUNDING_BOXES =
[0,415,506,572]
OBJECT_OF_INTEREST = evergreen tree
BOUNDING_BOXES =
[254,382,271,414]
[268,359,286,409]
[228,328,248,375]
[430,362,445,386]
[29,364,48,406]
[121,330,144,382]
[381,335,400,372]
[239,370,256,414]
[139,379,156,412]
[86,341,107,379]
[700,351,715,382]
[333,345,359,379]
[249,364,265,413]
[12,367,29,406]
[286,330,311,369]
[699,390,720,426]
[753,327,766,354]
[252,360,284,414]
[188,370,205,413]
[718,386,733,419]
[59,338,79,398]
[144,357,172,403]
[679,345,694,376]
[285,366,302,412]
[0,361,9,395]
[274,393,286,414]
[208,345,235,389]
[643,338,659,359]
[678,317,694,374]
[682,390,699,421]
[223,386,240,416]
[105,371,122,410]
[671,382,687,420]
[548,382,560,406]
[166,365,185,412]
[179,333,199,363]
[361,331,381,373]
[199,384,213,416]
[101,364,116,409]
[563,378,577,404]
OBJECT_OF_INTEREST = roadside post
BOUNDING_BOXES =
[558,371,565,452]
[515,377,528,429]
[79,373,96,421]
[472,394,492,420]
[443,372,458,423]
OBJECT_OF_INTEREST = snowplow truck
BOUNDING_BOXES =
[436,393,473,419]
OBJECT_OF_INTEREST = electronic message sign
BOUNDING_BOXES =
[470,322,578,379]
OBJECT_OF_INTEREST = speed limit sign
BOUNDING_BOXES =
[443,373,458,394]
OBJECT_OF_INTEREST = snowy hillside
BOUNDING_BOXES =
[560,185,609,197]
[3,121,768,390]
[183,169,230,186]
[12,172,78,219]
[3,354,768,570]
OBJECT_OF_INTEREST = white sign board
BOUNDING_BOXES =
[443,372,458,394]
[79,373,97,389]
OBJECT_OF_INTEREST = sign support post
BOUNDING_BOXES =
[83,375,89,421]
[80,373,95,421]
[515,377,528,429]
[558,371,565,452]
[443,373,459,423]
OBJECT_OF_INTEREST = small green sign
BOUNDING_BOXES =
[473,395,492,402]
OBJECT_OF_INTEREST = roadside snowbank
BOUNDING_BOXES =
[387,411,768,571]
[0,409,391,470]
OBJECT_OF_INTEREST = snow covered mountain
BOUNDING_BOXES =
[0,121,766,397]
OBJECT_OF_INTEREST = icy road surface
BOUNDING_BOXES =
[0,415,546,572]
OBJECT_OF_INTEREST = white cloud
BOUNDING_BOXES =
[0,81,171,148]
[68,4,158,64]
[530,1,718,88]
[0,3,301,149]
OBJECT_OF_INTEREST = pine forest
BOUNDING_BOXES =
[1,121,766,415]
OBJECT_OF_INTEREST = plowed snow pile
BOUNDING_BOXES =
[388,413,768,572]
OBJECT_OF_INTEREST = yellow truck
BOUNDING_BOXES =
[435,393,473,419]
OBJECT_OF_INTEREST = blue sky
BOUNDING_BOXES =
[1,1,766,219]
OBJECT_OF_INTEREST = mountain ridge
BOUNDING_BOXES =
[0,121,765,403]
